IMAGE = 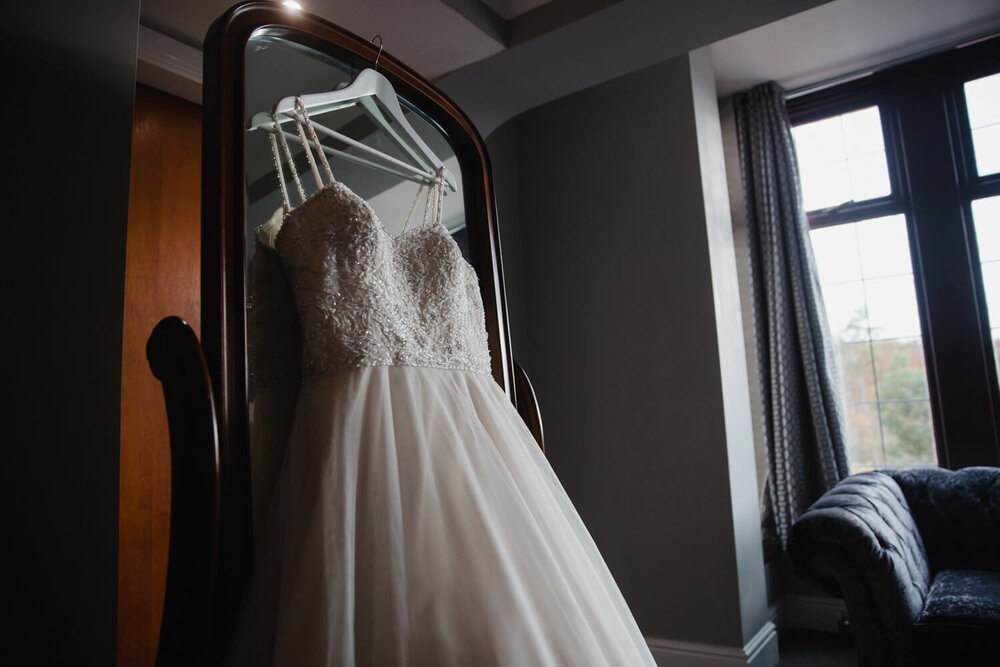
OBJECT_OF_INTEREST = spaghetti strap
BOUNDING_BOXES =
[400,182,427,234]
[423,166,445,228]
[267,103,444,229]
[293,116,325,193]
[268,132,292,212]
[422,181,434,228]
[271,113,307,206]
[401,166,447,234]
[433,166,445,227]
[295,98,336,185]
[268,99,336,213]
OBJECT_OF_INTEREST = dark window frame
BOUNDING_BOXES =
[787,35,1000,469]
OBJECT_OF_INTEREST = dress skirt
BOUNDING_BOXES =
[227,365,655,666]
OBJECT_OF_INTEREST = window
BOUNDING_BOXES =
[794,106,891,211]
[965,73,1000,177]
[793,108,935,470]
[809,215,935,470]
[966,73,1000,379]
[787,36,1000,471]
[973,195,1000,379]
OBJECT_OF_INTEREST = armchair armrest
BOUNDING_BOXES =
[790,472,933,665]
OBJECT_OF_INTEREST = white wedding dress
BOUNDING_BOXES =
[228,110,655,666]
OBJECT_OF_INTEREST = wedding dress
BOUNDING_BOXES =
[228,104,656,666]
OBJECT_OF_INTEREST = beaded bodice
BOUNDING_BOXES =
[272,182,491,382]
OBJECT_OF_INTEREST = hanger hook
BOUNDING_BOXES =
[370,35,383,71]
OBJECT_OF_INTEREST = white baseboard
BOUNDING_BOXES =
[779,594,847,633]
[646,621,778,667]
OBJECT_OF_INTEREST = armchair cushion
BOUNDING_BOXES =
[913,569,1000,666]
[917,569,1000,628]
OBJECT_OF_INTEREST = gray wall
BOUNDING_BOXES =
[720,96,771,507]
[4,1,139,662]
[486,119,529,356]
[487,52,766,647]
[689,48,770,643]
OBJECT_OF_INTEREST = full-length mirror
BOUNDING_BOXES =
[200,2,519,641]
[242,31,475,526]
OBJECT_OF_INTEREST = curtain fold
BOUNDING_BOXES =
[734,82,850,550]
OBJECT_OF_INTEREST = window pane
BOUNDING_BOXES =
[971,125,1000,176]
[794,115,846,159]
[994,329,1000,383]
[836,341,877,403]
[849,153,892,202]
[975,196,1000,328]
[972,197,1000,382]
[793,106,891,211]
[865,276,922,339]
[844,403,883,471]
[799,155,851,211]
[809,213,935,472]
[843,107,885,156]
[972,196,1000,262]
[965,73,1000,127]
[857,215,912,277]
[880,401,936,466]
[820,281,869,342]
[811,223,861,284]
[872,338,929,400]
[982,261,1000,328]
[965,73,1000,177]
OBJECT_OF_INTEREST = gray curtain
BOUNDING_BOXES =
[734,82,850,551]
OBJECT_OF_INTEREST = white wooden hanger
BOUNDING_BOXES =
[249,67,457,192]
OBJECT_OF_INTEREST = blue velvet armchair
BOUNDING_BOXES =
[789,467,1000,666]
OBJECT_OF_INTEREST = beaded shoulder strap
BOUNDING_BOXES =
[268,99,446,236]
[293,97,335,189]
[400,166,447,234]
[267,98,338,212]
[269,114,305,212]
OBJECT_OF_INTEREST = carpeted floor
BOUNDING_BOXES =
[778,629,857,666]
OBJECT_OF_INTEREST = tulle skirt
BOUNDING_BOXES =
[228,365,655,666]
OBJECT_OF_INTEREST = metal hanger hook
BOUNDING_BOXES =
[370,35,384,71]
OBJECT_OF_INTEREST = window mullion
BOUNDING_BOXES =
[894,72,1000,468]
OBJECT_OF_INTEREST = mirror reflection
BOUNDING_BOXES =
[243,31,468,528]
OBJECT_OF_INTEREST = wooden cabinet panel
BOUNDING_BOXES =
[118,84,201,666]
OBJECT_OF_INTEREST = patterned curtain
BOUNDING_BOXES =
[733,82,850,550]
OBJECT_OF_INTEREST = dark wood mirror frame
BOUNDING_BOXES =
[148,1,543,663]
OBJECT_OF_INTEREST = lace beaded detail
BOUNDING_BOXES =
[274,182,491,382]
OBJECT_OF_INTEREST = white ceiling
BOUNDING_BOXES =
[140,0,506,80]
[139,0,1000,135]
[710,0,1000,98]
[481,0,555,21]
